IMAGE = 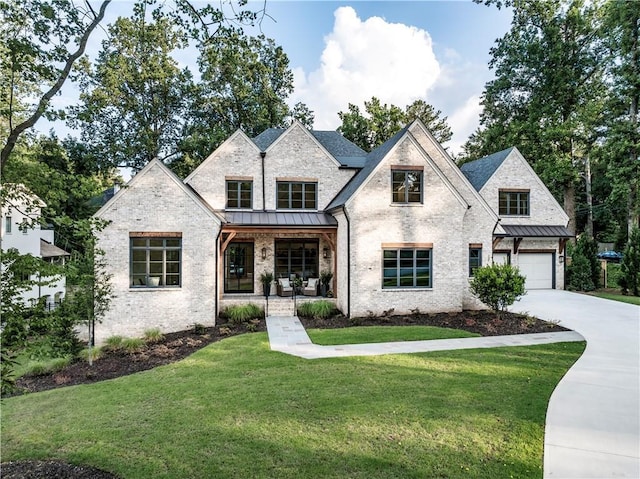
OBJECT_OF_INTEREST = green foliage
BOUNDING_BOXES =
[79,346,103,363]
[103,336,124,351]
[223,303,264,324]
[193,323,207,335]
[121,337,145,353]
[469,263,526,315]
[619,227,640,296]
[607,263,623,289]
[143,328,165,344]
[567,235,600,291]
[320,270,333,286]
[338,97,452,151]
[297,300,337,319]
[259,271,274,284]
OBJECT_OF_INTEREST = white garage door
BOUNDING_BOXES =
[518,253,554,289]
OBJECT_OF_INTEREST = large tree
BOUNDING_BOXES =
[70,3,195,172]
[464,0,607,235]
[337,97,452,152]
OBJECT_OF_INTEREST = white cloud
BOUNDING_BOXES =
[291,6,440,130]
[447,95,482,155]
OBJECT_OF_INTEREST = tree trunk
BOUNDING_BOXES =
[585,155,593,237]
[564,183,576,236]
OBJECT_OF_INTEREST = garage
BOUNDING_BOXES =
[517,253,554,289]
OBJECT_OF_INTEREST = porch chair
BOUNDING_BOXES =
[277,278,293,297]
[303,277,319,296]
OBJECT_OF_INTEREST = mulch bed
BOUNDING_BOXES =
[3,310,569,479]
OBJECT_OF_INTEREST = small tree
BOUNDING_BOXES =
[619,227,640,296]
[469,263,526,317]
[566,234,600,291]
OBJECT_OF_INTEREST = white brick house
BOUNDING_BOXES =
[94,120,572,341]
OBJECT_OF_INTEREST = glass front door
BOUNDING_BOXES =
[275,240,318,280]
[224,242,254,293]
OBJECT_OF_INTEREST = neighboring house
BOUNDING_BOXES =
[94,120,572,342]
[1,186,70,309]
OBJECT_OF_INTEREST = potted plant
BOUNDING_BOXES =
[320,270,333,297]
[260,271,274,297]
[292,276,303,295]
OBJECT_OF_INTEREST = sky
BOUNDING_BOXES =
[41,0,513,155]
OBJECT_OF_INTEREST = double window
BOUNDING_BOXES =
[226,180,252,209]
[277,181,317,209]
[383,248,432,288]
[499,190,529,216]
[392,169,423,203]
[130,235,181,287]
[469,246,482,276]
[275,240,318,280]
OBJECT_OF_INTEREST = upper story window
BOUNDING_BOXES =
[226,180,252,209]
[277,181,317,209]
[392,169,423,203]
[5,216,11,234]
[499,190,530,216]
[130,235,182,288]
[382,247,432,288]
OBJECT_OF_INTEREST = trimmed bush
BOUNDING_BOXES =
[223,304,264,324]
[567,234,600,291]
[297,300,337,319]
[469,263,526,316]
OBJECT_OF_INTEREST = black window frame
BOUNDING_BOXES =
[499,190,530,216]
[274,239,319,281]
[469,247,482,277]
[392,169,423,204]
[276,182,317,210]
[382,248,432,288]
[226,180,253,209]
[224,242,255,293]
[130,237,182,288]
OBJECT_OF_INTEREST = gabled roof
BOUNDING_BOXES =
[326,125,412,210]
[252,128,367,168]
[460,147,515,191]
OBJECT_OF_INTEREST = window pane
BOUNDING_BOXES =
[132,262,146,274]
[392,171,405,202]
[149,263,163,275]
[132,250,146,261]
[149,250,163,261]
[383,250,397,259]
[132,238,147,247]
[166,262,180,274]
[166,239,181,247]
[149,239,163,247]
[166,274,180,286]
[166,250,180,261]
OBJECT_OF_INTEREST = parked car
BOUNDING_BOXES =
[597,250,623,262]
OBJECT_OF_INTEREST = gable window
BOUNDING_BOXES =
[392,169,423,203]
[383,247,432,288]
[226,180,252,209]
[499,190,529,216]
[5,216,11,234]
[469,245,482,276]
[130,234,181,287]
[277,182,317,209]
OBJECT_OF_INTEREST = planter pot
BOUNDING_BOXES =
[320,284,328,297]
[263,283,271,297]
[148,277,160,287]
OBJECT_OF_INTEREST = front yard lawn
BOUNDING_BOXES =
[590,291,640,306]
[1,331,584,479]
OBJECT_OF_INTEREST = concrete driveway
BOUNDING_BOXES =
[509,290,640,478]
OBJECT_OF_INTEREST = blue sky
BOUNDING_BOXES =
[45,0,513,154]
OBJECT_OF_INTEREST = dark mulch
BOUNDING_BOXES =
[3,310,568,479]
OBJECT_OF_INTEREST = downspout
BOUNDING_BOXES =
[260,151,266,211]
[214,226,222,322]
[342,205,351,317]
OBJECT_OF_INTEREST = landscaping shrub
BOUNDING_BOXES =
[223,303,264,324]
[143,328,164,343]
[23,357,71,377]
[469,263,526,316]
[297,300,336,319]
[79,346,103,363]
[122,337,145,353]
[607,263,623,289]
[619,227,640,296]
[566,234,600,291]
[104,335,124,351]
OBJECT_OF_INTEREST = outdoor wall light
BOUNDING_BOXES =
[262,247,267,259]
[323,247,329,259]
[559,255,564,263]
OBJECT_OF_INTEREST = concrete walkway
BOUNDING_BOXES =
[508,290,640,479]
[265,315,583,360]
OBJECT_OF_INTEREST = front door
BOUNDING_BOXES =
[224,242,254,293]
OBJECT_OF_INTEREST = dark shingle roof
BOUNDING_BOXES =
[40,239,70,258]
[223,211,337,227]
[460,147,515,191]
[251,128,367,167]
[498,225,573,238]
[326,125,411,210]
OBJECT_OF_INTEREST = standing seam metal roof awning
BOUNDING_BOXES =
[222,211,337,228]
[496,225,574,238]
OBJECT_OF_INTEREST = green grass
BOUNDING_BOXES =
[591,291,640,305]
[307,325,479,345]
[1,332,585,479]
